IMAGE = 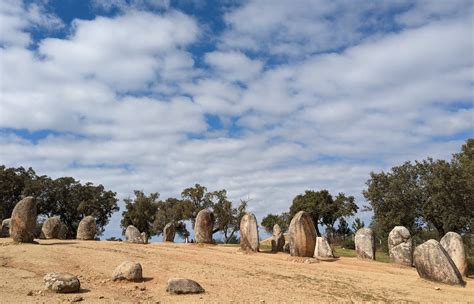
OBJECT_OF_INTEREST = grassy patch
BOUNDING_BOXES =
[333,246,390,263]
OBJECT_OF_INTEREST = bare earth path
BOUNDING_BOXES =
[0,239,472,303]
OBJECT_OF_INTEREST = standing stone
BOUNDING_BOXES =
[1,218,10,237]
[388,226,412,266]
[271,224,285,252]
[163,222,176,242]
[41,216,62,239]
[44,272,81,293]
[194,209,214,244]
[10,197,37,243]
[125,225,146,244]
[413,239,465,286]
[112,261,143,281]
[76,216,96,240]
[140,232,148,244]
[355,228,375,260]
[58,224,68,240]
[314,236,334,258]
[288,211,316,257]
[240,213,259,252]
[440,232,467,277]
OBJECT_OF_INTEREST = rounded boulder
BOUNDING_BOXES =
[10,197,37,243]
[240,213,259,252]
[76,216,96,240]
[44,272,81,293]
[194,209,214,244]
[388,226,412,266]
[41,216,62,239]
[440,232,467,277]
[112,261,143,281]
[288,211,316,257]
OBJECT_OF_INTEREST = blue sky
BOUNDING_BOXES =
[1,0,473,240]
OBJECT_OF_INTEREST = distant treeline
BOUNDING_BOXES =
[1,138,472,249]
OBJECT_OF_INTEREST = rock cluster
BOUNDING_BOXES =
[112,261,143,281]
[314,236,334,258]
[125,225,147,244]
[10,197,37,243]
[271,224,285,252]
[163,222,175,242]
[355,228,375,260]
[1,218,10,237]
[288,211,316,257]
[413,239,465,286]
[194,209,214,244]
[388,226,412,266]
[166,278,205,294]
[240,213,259,252]
[44,272,81,293]
[76,216,96,240]
[440,232,467,277]
[42,216,62,239]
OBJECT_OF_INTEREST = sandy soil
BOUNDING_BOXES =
[0,238,472,303]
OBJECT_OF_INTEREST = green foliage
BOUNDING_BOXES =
[0,166,119,238]
[210,190,247,243]
[261,212,289,233]
[121,191,159,239]
[153,197,193,239]
[181,184,213,225]
[341,238,355,250]
[351,218,365,232]
[364,139,473,250]
[290,189,358,238]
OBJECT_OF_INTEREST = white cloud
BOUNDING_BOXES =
[0,0,472,239]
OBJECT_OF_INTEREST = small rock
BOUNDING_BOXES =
[166,278,205,294]
[140,286,146,291]
[27,290,34,296]
[434,287,440,290]
[70,295,83,302]
[112,261,143,281]
[44,272,81,293]
[99,296,105,299]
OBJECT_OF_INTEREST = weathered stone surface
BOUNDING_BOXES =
[166,278,205,294]
[240,213,259,252]
[58,224,68,240]
[112,261,143,281]
[314,236,334,258]
[388,226,412,266]
[271,224,285,252]
[163,222,175,242]
[440,232,467,277]
[125,225,146,244]
[194,209,214,244]
[44,272,81,293]
[41,216,62,239]
[355,228,375,260]
[140,232,148,244]
[283,242,290,253]
[76,216,96,240]
[1,218,10,237]
[288,211,316,257]
[413,239,465,286]
[10,197,37,243]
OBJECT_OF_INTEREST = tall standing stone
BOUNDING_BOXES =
[194,209,214,244]
[42,216,62,239]
[125,225,146,244]
[10,197,37,243]
[388,226,412,266]
[288,211,316,257]
[240,213,259,252]
[163,222,176,242]
[413,239,465,286]
[314,236,334,258]
[440,232,467,277]
[355,228,375,260]
[76,216,96,240]
[1,218,11,237]
[271,224,285,252]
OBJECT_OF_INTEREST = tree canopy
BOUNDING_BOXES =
[0,166,119,238]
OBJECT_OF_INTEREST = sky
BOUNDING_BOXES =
[1,0,473,240]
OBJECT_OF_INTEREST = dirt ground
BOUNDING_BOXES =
[0,238,473,303]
